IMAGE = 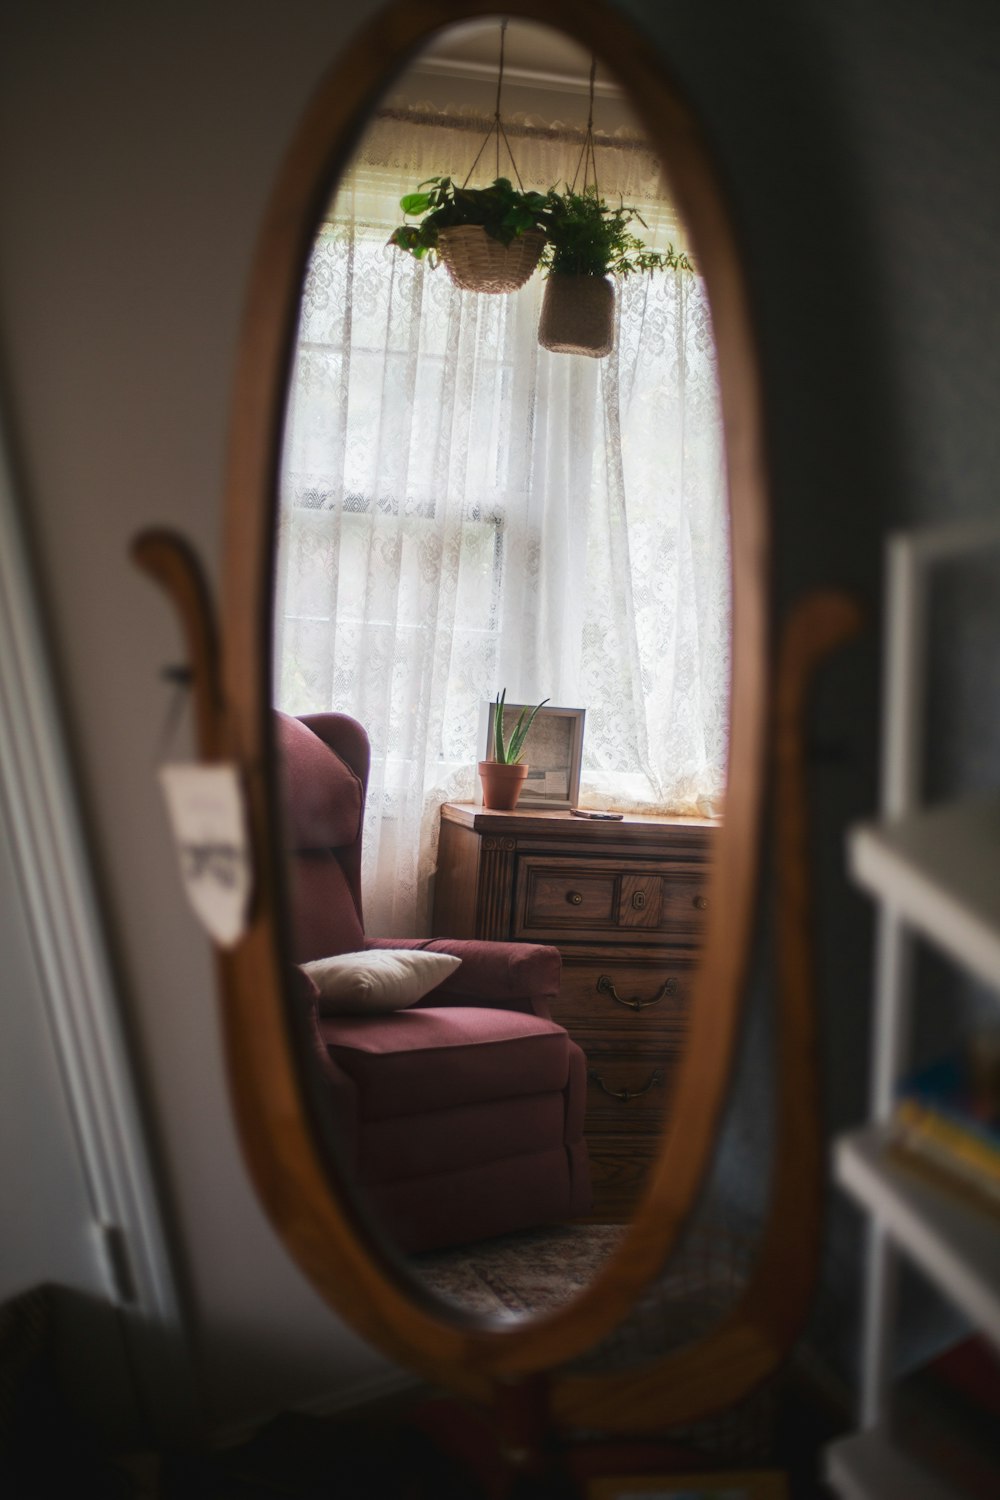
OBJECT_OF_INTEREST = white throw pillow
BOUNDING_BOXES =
[302,948,462,1015]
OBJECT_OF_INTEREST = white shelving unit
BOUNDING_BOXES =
[825,520,1000,1498]
[827,1428,962,1500]
[850,796,1000,995]
[837,1125,1000,1348]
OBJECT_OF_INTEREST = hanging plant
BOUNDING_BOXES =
[537,54,695,358]
[388,176,549,291]
[540,185,693,280]
[386,22,549,295]
[538,186,694,359]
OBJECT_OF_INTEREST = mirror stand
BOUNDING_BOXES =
[130,0,864,1462]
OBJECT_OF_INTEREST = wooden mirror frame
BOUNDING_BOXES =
[135,0,855,1436]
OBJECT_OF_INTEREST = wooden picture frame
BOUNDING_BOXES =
[588,1470,788,1500]
[477,701,585,807]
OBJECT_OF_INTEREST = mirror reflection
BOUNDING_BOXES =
[273,18,730,1321]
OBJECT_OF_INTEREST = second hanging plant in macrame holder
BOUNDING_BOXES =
[538,60,694,357]
[538,66,616,358]
[389,23,547,295]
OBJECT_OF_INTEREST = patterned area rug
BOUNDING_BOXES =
[412,1222,627,1320]
[412,1218,775,1457]
[412,1217,757,1373]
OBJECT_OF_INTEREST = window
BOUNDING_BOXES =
[275,111,730,935]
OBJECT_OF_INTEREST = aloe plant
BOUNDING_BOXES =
[492,689,549,764]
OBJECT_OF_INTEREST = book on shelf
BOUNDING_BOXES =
[890,1037,1000,1208]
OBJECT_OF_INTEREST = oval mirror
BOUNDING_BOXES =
[152,0,787,1427]
[272,15,732,1321]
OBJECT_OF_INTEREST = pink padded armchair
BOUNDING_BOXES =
[277,711,592,1253]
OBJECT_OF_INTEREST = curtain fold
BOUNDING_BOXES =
[275,106,730,937]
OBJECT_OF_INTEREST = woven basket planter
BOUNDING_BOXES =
[436,226,545,294]
[538,274,616,358]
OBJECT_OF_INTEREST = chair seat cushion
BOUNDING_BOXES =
[360,1092,566,1184]
[319,1006,572,1120]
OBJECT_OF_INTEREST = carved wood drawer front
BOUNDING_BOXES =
[514,855,709,944]
[551,958,694,1035]
[522,867,618,931]
[584,1136,658,1219]
[582,1049,676,1129]
[651,871,711,940]
[432,807,716,1223]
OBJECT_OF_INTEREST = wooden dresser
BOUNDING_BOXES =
[431,803,717,1220]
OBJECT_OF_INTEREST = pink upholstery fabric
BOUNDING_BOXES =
[370,1147,581,1254]
[277,711,367,959]
[278,712,363,852]
[288,963,359,1168]
[564,1040,588,1146]
[366,937,560,1015]
[566,1139,592,1216]
[288,855,365,961]
[360,1093,566,1184]
[319,1006,571,1119]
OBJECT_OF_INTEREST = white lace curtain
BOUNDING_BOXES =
[274,107,730,937]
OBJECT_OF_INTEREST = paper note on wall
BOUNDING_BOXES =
[158,763,253,948]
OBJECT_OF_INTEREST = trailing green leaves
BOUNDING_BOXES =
[388,176,695,284]
[540,186,694,279]
[388,177,549,265]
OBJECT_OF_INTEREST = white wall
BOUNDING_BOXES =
[0,0,403,1437]
[0,795,148,1443]
[0,0,998,1432]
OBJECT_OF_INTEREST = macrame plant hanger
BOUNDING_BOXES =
[569,57,601,203]
[461,20,524,194]
[537,55,617,358]
[433,19,547,294]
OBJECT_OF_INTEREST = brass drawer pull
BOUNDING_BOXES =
[597,974,678,1012]
[631,890,647,910]
[693,894,708,911]
[588,1067,664,1103]
[567,890,584,906]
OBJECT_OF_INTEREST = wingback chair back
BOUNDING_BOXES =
[277,711,370,962]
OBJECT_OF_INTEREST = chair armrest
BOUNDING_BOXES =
[365,937,560,1017]
[290,966,358,1167]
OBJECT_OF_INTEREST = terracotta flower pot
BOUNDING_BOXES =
[538,274,616,357]
[478,760,529,811]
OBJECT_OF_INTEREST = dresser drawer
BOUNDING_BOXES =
[551,957,695,1035]
[583,1135,659,1223]
[582,1048,676,1130]
[433,805,716,1220]
[512,855,710,944]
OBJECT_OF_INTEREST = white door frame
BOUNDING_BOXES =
[0,409,195,1436]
